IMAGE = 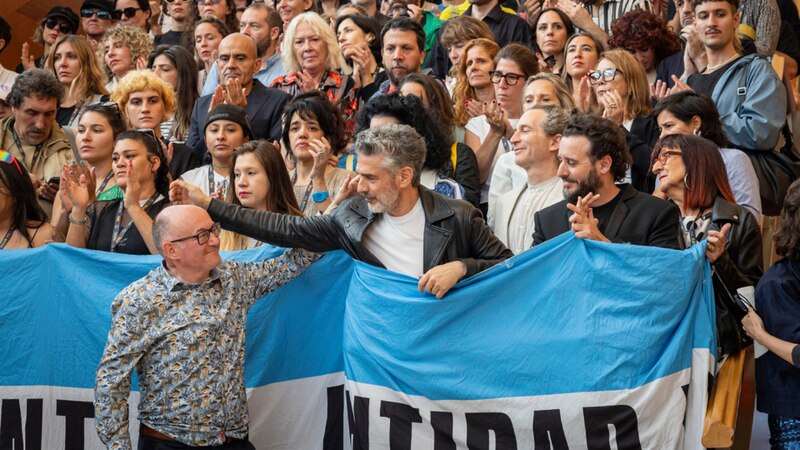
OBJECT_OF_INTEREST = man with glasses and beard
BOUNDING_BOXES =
[532,113,681,249]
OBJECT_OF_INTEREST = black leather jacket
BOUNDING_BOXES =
[706,196,764,356]
[206,187,513,277]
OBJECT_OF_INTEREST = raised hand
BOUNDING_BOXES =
[123,159,142,209]
[566,193,609,242]
[465,98,485,119]
[650,79,669,101]
[308,137,332,180]
[62,164,92,212]
[600,90,625,126]
[20,43,36,71]
[169,179,212,209]
[706,223,731,263]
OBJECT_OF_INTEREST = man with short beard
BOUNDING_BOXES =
[202,3,287,95]
[532,113,681,249]
[171,125,512,299]
[374,18,428,96]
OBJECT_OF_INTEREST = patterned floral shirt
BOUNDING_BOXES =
[271,70,358,135]
[94,248,320,449]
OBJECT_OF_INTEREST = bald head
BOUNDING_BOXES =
[217,33,262,88]
[153,205,211,255]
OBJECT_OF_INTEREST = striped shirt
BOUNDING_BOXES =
[583,0,653,34]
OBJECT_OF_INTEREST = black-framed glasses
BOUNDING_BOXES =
[111,7,142,20]
[588,68,622,85]
[81,8,113,20]
[489,71,524,86]
[656,149,682,165]
[170,223,222,245]
[44,19,74,34]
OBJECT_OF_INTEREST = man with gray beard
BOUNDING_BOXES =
[170,125,512,298]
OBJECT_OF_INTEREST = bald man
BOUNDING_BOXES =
[185,33,291,159]
[94,205,319,449]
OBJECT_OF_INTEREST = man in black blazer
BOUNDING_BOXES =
[532,113,682,249]
[185,33,290,159]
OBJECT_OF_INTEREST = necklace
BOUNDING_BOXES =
[705,53,740,73]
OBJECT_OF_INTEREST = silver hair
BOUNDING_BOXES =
[355,124,426,186]
[527,105,570,137]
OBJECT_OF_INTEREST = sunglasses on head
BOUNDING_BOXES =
[89,101,124,120]
[0,150,24,175]
[111,7,142,20]
[44,18,74,34]
[81,8,113,20]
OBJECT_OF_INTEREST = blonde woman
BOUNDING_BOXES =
[591,49,659,192]
[111,70,201,179]
[98,24,152,91]
[45,35,110,130]
[271,12,356,130]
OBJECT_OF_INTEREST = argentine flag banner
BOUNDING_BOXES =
[0,233,715,449]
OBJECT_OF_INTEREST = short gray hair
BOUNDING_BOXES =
[6,68,64,108]
[355,125,426,186]
[528,105,570,137]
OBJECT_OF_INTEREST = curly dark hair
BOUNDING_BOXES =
[355,93,451,172]
[776,179,800,260]
[651,91,728,148]
[281,91,349,158]
[115,130,171,197]
[6,68,64,108]
[609,9,681,65]
[563,112,631,182]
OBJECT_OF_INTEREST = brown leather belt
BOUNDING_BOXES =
[140,424,176,442]
[139,424,237,445]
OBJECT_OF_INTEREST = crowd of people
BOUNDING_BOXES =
[0,0,799,446]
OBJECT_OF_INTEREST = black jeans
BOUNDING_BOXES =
[137,435,256,450]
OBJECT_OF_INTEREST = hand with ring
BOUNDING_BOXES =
[309,137,333,180]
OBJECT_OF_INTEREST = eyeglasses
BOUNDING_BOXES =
[0,150,24,175]
[655,149,682,165]
[588,68,622,85]
[81,8,113,20]
[196,0,224,5]
[44,19,74,34]
[111,7,142,20]
[169,223,222,245]
[489,71,524,86]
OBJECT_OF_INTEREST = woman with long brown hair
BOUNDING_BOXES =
[45,35,110,129]
[219,141,303,250]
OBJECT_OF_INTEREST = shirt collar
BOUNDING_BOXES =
[465,3,507,22]
[157,260,222,292]
[259,52,282,73]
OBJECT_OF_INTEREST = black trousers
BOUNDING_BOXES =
[137,435,256,450]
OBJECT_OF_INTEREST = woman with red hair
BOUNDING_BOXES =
[609,9,681,85]
[651,133,762,358]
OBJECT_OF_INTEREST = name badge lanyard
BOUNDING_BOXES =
[0,226,15,249]
[96,171,114,195]
[10,127,43,173]
[110,192,160,252]
[291,170,313,212]
[208,165,228,197]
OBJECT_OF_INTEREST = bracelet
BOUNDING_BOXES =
[68,213,88,225]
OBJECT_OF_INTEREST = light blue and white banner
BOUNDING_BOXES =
[0,233,715,449]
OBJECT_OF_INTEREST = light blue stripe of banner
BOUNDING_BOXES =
[343,232,716,400]
[0,244,351,389]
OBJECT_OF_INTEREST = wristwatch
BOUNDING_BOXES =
[312,191,330,203]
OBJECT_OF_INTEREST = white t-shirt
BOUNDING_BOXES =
[486,152,527,229]
[465,115,519,204]
[180,164,230,197]
[362,198,425,277]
